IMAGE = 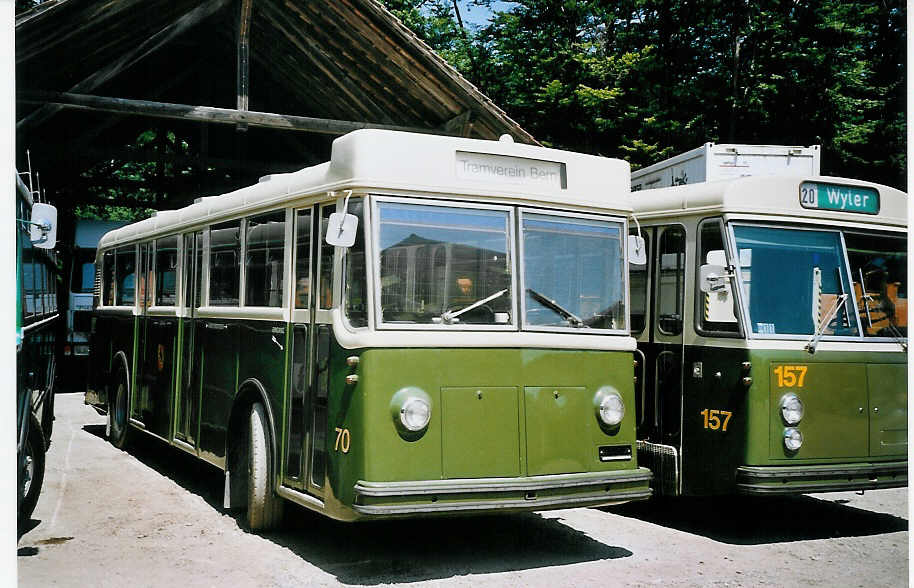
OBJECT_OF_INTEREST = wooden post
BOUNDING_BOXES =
[237,0,253,132]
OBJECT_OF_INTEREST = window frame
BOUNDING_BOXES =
[517,207,629,335]
[654,224,687,337]
[694,217,743,339]
[842,228,908,342]
[242,209,289,309]
[371,194,518,332]
[728,220,864,341]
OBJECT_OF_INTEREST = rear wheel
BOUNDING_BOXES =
[18,414,45,525]
[247,402,283,531]
[109,368,130,449]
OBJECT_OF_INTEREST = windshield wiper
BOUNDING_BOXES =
[526,288,586,327]
[806,293,848,354]
[438,289,508,324]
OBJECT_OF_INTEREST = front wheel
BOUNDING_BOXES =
[247,403,283,531]
[18,414,46,526]
[109,369,130,449]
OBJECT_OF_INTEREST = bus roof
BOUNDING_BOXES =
[632,174,906,227]
[99,130,631,249]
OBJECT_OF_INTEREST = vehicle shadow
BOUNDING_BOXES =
[82,424,631,583]
[269,507,631,584]
[604,494,908,545]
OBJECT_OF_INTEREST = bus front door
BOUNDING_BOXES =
[640,225,686,495]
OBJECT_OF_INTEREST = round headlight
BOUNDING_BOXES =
[783,427,803,452]
[400,397,431,432]
[598,392,625,427]
[780,393,804,425]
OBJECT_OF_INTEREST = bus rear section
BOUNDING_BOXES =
[631,174,907,496]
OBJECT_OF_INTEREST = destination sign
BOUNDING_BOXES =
[799,182,879,214]
[455,151,566,189]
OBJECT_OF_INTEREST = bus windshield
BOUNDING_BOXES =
[845,231,907,338]
[376,199,626,331]
[732,225,859,337]
[522,213,625,330]
[378,201,513,326]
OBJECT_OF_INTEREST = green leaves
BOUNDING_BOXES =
[382,0,904,189]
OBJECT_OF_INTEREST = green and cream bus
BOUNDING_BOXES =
[629,174,907,496]
[87,130,653,528]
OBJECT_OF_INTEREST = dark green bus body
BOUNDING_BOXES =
[632,175,907,497]
[86,131,653,523]
[639,344,906,496]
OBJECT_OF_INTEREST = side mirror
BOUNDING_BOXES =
[627,235,647,266]
[30,202,57,249]
[699,264,733,294]
[325,212,359,247]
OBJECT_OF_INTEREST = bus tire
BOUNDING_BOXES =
[247,402,283,531]
[109,368,130,449]
[18,414,46,526]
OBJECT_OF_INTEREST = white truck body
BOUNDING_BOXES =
[631,143,820,191]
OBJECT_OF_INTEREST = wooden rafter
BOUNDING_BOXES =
[17,0,230,131]
[18,91,449,136]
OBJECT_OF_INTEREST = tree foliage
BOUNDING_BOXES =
[383,0,906,189]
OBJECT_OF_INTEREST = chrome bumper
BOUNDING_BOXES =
[352,468,653,516]
[736,461,907,495]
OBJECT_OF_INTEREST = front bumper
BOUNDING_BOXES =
[352,467,653,516]
[736,461,907,495]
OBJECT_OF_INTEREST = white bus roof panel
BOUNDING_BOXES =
[632,175,906,228]
[99,130,631,248]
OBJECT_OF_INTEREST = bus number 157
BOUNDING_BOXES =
[773,365,808,388]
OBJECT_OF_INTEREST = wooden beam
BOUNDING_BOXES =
[18,91,449,136]
[442,110,474,137]
[17,0,230,131]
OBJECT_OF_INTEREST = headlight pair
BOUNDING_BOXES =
[779,393,804,452]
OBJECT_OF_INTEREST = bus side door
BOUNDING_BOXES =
[283,207,315,492]
[649,225,686,449]
[175,231,203,446]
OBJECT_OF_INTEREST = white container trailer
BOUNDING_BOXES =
[631,143,820,191]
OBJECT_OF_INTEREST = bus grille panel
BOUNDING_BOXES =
[637,440,680,496]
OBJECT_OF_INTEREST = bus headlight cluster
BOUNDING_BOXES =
[594,387,625,427]
[779,393,804,425]
[783,427,803,452]
[390,387,432,436]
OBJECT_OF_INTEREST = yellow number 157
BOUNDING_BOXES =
[773,365,808,388]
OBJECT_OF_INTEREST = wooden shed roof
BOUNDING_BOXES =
[16,0,535,213]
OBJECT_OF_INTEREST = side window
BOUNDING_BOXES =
[697,219,739,335]
[294,208,313,310]
[244,211,286,307]
[209,220,241,306]
[155,236,179,306]
[656,226,685,335]
[318,205,334,309]
[115,246,136,306]
[22,249,36,316]
[33,256,45,315]
[138,243,153,311]
[344,198,367,327]
[629,229,651,334]
[103,250,115,306]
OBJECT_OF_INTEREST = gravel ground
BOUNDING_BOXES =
[17,393,909,587]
